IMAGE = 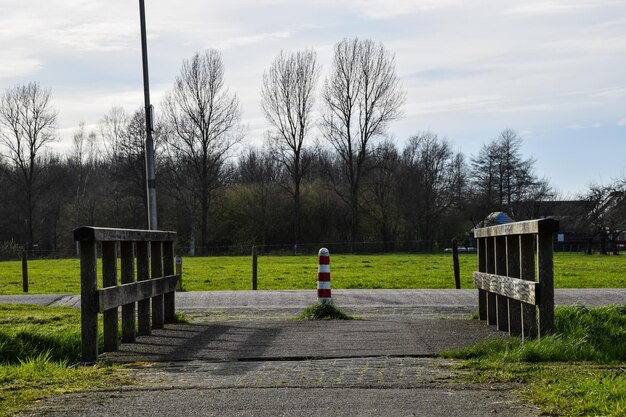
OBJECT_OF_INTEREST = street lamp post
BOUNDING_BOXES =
[139,0,157,230]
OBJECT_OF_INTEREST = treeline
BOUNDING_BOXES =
[0,39,556,257]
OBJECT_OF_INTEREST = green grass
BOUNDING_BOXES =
[442,305,626,416]
[0,252,625,294]
[0,305,131,417]
[295,302,355,320]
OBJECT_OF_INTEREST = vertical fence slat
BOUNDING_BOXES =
[452,239,461,289]
[486,237,497,325]
[520,234,537,339]
[537,232,555,336]
[477,238,487,320]
[120,241,136,343]
[151,241,164,329]
[252,246,258,290]
[80,241,98,362]
[506,236,522,336]
[102,241,118,352]
[494,236,509,332]
[163,241,175,323]
[136,241,151,336]
[21,251,28,293]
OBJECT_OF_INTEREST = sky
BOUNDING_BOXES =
[1,0,625,197]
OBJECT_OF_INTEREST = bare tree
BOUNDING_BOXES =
[261,50,318,245]
[321,38,405,245]
[100,106,129,162]
[398,132,464,248]
[363,140,401,249]
[163,50,243,253]
[470,129,553,222]
[0,82,57,250]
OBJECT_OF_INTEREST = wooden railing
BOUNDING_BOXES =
[473,218,559,338]
[74,227,179,362]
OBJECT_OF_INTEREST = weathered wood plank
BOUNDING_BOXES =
[520,234,537,338]
[102,241,118,352]
[163,241,175,324]
[80,241,98,363]
[485,237,497,325]
[120,241,136,343]
[477,238,487,320]
[151,242,164,329]
[98,275,179,312]
[136,241,151,336]
[495,236,508,332]
[474,218,559,238]
[74,227,177,243]
[473,272,540,305]
[538,233,555,336]
[506,235,522,336]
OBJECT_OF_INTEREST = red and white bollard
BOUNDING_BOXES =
[318,248,331,304]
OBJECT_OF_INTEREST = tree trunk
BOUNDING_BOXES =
[293,179,301,246]
[189,215,196,257]
[200,195,209,256]
[350,189,360,251]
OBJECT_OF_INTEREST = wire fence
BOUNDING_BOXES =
[0,238,621,261]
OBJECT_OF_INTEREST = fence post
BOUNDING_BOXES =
[102,241,118,352]
[506,236,522,336]
[452,239,461,289]
[136,241,151,336]
[494,236,509,332]
[477,237,487,320]
[252,246,258,290]
[537,232,555,336]
[80,240,98,362]
[520,234,537,339]
[151,241,164,329]
[163,241,175,323]
[485,237,497,325]
[318,248,331,304]
[120,241,136,343]
[21,250,28,293]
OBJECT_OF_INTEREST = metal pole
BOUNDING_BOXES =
[139,0,157,230]
[452,239,461,289]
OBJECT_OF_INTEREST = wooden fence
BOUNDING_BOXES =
[473,218,559,338]
[74,227,179,362]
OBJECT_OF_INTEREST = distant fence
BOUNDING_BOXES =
[74,227,180,362]
[473,218,559,338]
[1,235,619,261]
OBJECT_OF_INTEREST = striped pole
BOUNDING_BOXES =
[318,248,331,304]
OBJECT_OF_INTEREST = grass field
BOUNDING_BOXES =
[0,305,130,416]
[443,305,626,416]
[0,252,624,294]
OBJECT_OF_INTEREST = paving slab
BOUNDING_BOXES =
[102,318,505,363]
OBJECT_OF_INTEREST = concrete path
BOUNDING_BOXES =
[9,289,625,416]
[2,288,625,311]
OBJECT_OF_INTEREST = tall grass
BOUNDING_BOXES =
[443,305,626,416]
[443,305,626,362]
[0,305,127,417]
[0,305,83,364]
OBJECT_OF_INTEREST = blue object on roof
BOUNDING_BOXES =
[480,211,514,227]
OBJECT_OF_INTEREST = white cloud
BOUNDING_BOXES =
[617,118,626,126]
[504,1,599,16]
[0,50,44,79]
[49,21,138,52]
[213,31,292,50]
[339,0,464,19]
